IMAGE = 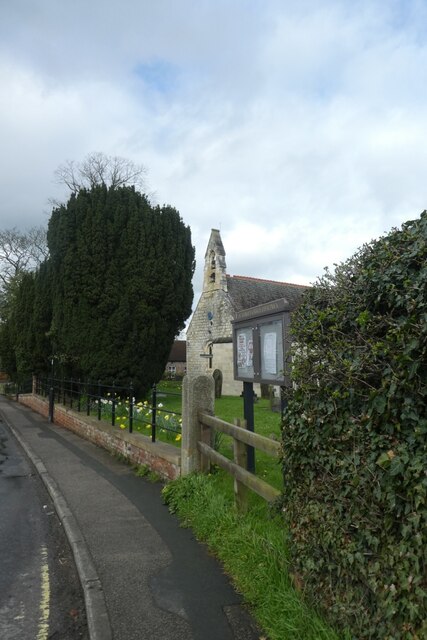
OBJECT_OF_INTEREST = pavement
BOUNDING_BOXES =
[0,395,262,640]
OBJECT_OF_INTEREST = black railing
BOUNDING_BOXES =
[35,377,182,443]
[1,379,33,399]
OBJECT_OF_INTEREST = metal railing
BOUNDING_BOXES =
[1,379,33,399]
[35,377,182,443]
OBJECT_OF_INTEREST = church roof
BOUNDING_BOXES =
[226,274,310,313]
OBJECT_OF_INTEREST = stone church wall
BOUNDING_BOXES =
[211,342,237,395]
[187,228,263,397]
[187,288,233,378]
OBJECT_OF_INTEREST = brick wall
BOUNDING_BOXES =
[18,394,181,481]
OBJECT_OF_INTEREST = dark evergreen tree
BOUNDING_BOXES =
[0,225,48,379]
[46,185,194,395]
[0,319,17,378]
[0,271,37,382]
[12,272,36,379]
[31,261,53,374]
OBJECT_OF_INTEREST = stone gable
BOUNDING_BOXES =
[187,229,310,395]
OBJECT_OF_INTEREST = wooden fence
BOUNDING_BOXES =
[197,410,281,511]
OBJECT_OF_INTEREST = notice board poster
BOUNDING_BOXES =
[263,331,277,374]
[260,320,283,381]
[236,327,254,378]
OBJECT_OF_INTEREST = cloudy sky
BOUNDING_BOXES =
[1,0,427,301]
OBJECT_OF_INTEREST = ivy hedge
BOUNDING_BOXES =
[281,212,427,639]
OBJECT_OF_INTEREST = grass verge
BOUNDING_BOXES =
[162,470,346,640]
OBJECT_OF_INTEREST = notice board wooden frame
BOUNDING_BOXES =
[232,298,291,386]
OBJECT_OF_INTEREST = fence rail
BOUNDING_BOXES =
[199,412,281,457]
[197,411,281,510]
[35,376,181,443]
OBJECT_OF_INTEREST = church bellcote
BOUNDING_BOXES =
[203,229,227,292]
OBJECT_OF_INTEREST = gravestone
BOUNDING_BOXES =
[213,369,223,399]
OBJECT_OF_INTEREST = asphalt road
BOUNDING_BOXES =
[0,417,88,640]
[0,395,262,640]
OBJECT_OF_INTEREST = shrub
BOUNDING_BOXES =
[281,212,427,639]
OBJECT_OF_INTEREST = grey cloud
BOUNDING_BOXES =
[0,0,426,295]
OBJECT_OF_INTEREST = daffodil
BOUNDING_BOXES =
[119,424,126,430]
[175,434,182,442]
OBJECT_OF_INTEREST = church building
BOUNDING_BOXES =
[186,229,309,395]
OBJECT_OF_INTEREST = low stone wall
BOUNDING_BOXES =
[18,394,181,481]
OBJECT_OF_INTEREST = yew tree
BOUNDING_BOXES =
[0,185,194,393]
[45,184,194,394]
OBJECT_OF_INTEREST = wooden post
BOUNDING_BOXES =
[181,375,215,475]
[233,418,248,513]
[200,422,212,473]
[243,381,255,473]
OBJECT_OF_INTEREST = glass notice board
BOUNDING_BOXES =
[236,326,254,379]
[260,320,283,381]
[233,310,289,384]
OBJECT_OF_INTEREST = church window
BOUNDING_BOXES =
[209,251,216,282]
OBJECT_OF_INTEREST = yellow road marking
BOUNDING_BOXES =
[37,545,50,640]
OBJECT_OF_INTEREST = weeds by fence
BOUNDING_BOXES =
[35,377,182,443]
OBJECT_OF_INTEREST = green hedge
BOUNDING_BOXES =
[281,212,427,639]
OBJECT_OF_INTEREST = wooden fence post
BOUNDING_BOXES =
[200,421,212,474]
[181,375,214,476]
[233,418,248,513]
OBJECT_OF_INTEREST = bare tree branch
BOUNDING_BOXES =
[54,152,147,193]
[54,159,80,193]
[0,226,48,290]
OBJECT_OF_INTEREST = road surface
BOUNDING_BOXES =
[0,415,88,640]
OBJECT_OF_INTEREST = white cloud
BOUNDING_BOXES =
[0,0,426,308]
